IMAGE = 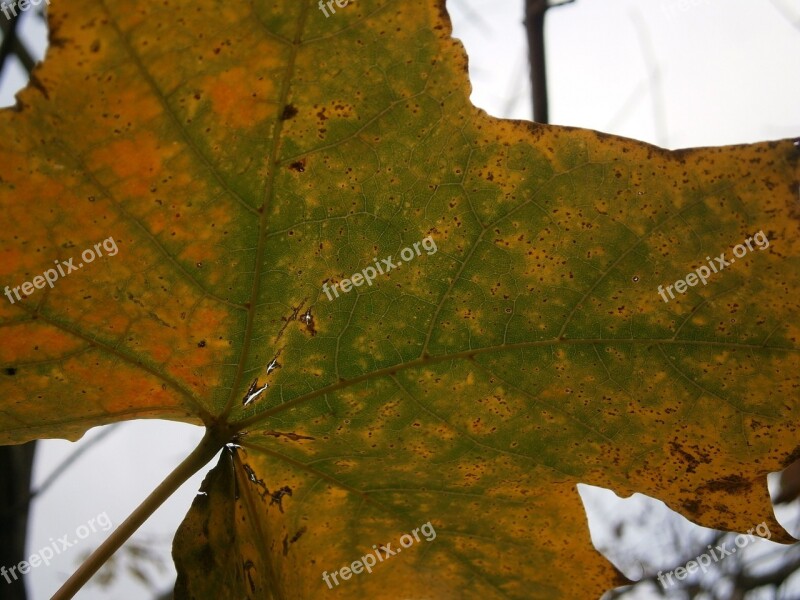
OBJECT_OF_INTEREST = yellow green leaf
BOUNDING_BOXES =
[0,0,798,598]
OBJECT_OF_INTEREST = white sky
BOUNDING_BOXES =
[450,0,800,148]
[2,0,798,598]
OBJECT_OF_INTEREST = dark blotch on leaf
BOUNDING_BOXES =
[4,368,16,376]
[270,485,292,513]
[281,104,298,120]
[290,526,307,544]
[243,560,256,593]
[781,444,800,467]
[699,474,752,494]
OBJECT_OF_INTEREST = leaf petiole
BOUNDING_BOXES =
[51,427,228,600]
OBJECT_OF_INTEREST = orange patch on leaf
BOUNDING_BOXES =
[205,67,276,129]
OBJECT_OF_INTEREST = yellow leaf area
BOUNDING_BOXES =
[0,0,798,598]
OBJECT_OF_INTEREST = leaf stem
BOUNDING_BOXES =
[51,428,226,600]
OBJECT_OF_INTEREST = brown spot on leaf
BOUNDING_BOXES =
[270,486,292,513]
[698,474,752,494]
[263,430,315,442]
[281,104,298,120]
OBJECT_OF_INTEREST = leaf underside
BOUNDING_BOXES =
[0,0,798,598]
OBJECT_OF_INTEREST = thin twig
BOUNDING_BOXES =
[524,0,576,123]
[31,424,121,501]
[525,0,549,123]
[0,11,35,75]
[628,9,668,147]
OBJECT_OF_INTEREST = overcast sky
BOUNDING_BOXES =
[2,1,798,598]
